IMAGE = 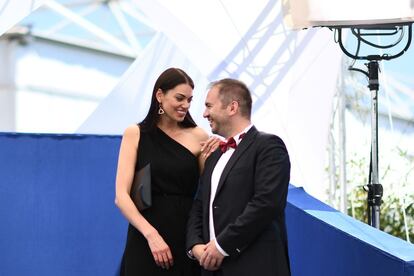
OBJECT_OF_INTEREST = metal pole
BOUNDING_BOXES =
[367,60,383,229]
[328,130,336,206]
[338,76,347,213]
[336,25,413,229]
[370,86,380,228]
[0,41,17,131]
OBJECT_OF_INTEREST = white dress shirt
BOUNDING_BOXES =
[209,124,253,256]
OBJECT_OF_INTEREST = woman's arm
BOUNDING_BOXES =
[114,125,154,235]
[114,125,173,269]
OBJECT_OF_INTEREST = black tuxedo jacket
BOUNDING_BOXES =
[186,126,291,276]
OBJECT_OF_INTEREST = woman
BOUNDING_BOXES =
[115,68,215,275]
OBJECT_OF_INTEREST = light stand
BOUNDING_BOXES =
[335,23,412,229]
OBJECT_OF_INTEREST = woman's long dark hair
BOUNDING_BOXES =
[139,68,197,132]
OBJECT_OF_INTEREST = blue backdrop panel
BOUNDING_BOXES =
[286,186,414,276]
[1,133,414,276]
[0,133,126,276]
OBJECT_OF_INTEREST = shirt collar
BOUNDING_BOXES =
[233,124,253,146]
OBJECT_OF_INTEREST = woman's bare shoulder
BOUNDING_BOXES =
[191,126,209,142]
[122,124,140,141]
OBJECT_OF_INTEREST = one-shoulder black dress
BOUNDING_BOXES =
[121,127,200,276]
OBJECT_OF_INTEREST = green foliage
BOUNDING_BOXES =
[348,186,414,242]
[347,150,414,243]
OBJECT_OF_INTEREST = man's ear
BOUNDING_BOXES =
[228,100,239,115]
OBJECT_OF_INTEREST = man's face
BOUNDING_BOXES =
[203,86,229,136]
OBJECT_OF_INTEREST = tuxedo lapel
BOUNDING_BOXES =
[215,126,258,196]
[203,149,222,206]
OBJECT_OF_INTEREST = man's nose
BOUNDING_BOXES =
[203,109,208,118]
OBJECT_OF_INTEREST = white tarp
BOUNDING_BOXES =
[77,33,211,134]
[0,0,46,36]
[0,0,344,200]
[79,0,343,199]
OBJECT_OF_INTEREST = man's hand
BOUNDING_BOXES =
[191,244,206,261]
[199,240,225,271]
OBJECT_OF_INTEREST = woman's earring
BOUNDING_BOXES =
[158,103,165,115]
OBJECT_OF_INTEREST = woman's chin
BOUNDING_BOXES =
[175,116,185,122]
[176,113,187,121]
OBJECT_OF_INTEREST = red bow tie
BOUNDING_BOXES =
[219,133,246,153]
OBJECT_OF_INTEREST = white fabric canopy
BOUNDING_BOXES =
[2,0,344,200]
[0,0,46,36]
[79,0,343,199]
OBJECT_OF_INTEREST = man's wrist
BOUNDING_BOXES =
[214,239,229,257]
[187,249,196,260]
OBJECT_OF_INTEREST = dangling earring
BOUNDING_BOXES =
[158,103,165,115]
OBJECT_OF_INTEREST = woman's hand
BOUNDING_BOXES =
[146,231,174,269]
[200,136,222,159]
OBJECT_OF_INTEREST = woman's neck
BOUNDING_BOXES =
[157,118,181,132]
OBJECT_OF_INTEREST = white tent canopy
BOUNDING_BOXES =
[1,0,344,200]
[0,0,46,35]
[81,0,343,199]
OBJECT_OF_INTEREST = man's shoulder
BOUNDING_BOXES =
[248,126,279,139]
[252,130,288,154]
[255,130,284,143]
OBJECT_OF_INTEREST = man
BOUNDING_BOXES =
[186,78,291,276]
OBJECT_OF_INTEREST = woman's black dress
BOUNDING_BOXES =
[121,127,200,276]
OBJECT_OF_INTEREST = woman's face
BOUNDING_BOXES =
[157,83,193,122]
